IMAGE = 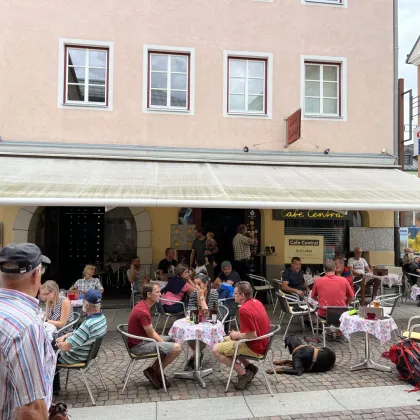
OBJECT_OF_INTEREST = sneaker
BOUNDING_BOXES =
[246,364,259,378]
[143,367,161,390]
[234,369,254,390]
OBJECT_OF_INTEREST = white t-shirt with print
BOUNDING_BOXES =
[347,257,369,275]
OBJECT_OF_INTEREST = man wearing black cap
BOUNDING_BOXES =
[56,289,107,367]
[0,242,55,420]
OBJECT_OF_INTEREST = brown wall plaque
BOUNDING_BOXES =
[286,108,301,145]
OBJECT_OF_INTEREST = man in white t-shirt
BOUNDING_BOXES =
[347,247,379,306]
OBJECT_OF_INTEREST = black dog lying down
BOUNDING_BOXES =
[267,336,336,376]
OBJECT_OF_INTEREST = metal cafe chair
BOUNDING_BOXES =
[369,293,401,317]
[248,274,275,305]
[277,290,314,340]
[130,283,142,308]
[117,324,167,393]
[315,306,351,350]
[272,276,283,314]
[154,298,186,335]
[218,297,239,330]
[56,337,107,406]
[225,324,281,396]
[54,312,81,338]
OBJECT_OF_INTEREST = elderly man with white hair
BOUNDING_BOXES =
[0,243,55,420]
[347,247,378,306]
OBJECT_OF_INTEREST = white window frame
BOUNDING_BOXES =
[57,38,114,111]
[143,45,195,115]
[300,55,347,121]
[223,50,273,119]
[302,0,347,7]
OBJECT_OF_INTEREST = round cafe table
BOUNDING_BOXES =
[168,318,225,388]
[363,273,401,295]
[339,312,398,372]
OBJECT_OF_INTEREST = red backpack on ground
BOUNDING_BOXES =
[389,339,420,392]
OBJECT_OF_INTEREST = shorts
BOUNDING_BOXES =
[215,336,263,359]
[130,336,175,356]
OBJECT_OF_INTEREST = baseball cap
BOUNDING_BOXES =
[221,261,232,269]
[84,289,102,304]
[0,243,51,274]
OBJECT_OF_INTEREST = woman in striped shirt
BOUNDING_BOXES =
[40,280,74,338]
[184,273,219,371]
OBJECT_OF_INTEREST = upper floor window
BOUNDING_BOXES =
[304,62,341,117]
[143,45,195,115]
[228,57,267,115]
[65,47,109,105]
[148,52,190,110]
[58,39,114,110]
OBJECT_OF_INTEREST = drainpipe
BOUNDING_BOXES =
[393,0,401,266]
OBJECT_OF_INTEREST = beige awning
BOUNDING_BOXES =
[0,156,419,210]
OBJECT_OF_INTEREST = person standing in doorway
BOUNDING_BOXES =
[158,248,178,276]
[127,256,150,294]
[0,243,55,420]
[190,227,207,268]
[232,224,257,280]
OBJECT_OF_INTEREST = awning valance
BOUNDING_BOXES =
[0,156,419,211]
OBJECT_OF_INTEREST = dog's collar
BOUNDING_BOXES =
[292,345,319,372]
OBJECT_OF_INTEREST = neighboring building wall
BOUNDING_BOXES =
[0,206,19,246]
[0,0,393,154]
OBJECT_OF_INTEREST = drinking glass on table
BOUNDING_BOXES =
[185,310,191,321]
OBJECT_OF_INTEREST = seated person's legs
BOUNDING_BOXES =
[184,340,206,370]
[162,302,185,313]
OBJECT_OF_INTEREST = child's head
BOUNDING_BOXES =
[206,231,214,239]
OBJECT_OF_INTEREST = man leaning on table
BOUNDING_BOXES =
[0,243,55,420]
[127,282,182,389]
[212,281,270,390]
[348,247,379,306]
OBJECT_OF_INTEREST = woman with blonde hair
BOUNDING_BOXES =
[74,264,104,294]
[39,280,74,337]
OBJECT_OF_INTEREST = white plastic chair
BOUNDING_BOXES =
[402,316,420,340]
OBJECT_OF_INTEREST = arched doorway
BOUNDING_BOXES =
[12,206,152,289]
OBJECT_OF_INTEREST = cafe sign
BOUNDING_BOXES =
[273,209,352,220]
[284,235,324,264]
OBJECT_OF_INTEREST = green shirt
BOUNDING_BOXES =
[192,237,207,265]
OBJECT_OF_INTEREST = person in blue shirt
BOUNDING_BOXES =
[281,257,309,298]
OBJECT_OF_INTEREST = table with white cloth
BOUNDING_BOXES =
[70,299,84,315]
[44,322,57,341]
[363,273,402,295]
[304,274,315,287]
[411,285,420,301]
[168,318,225,388]
[339,311,398,372]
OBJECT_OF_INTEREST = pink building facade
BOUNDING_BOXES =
[0,0,394,154]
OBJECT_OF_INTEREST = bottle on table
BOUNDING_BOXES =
[198,304,203,323]
[211,302,218,324]
[194,306,200,325]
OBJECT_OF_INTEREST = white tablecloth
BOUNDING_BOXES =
[44,322,57,341]
[168,319,225,347]
[411,285,420,301]
[339,312,398,343]
[70,299,83,307]
[363,273,401,287]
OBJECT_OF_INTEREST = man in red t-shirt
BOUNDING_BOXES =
[128,282,182,389]
[311,259,354,319]
[212,281,270,390]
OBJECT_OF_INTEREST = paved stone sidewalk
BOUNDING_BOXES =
[56,315,411,409]
[252,406,420,419]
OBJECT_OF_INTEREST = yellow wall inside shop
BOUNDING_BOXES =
[365,251,395,266]
[261,209,284,265]
[0,206,19,247]
[148,207,178,264]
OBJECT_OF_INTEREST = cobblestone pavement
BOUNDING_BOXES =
[56,309,414,410]
[251,405,420,419]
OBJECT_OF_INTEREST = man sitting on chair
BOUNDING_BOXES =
[56,290,107,391]
[311,260,354,340]
[282,257,309,298]
[127,282,182,389]
[212,281,270,390]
